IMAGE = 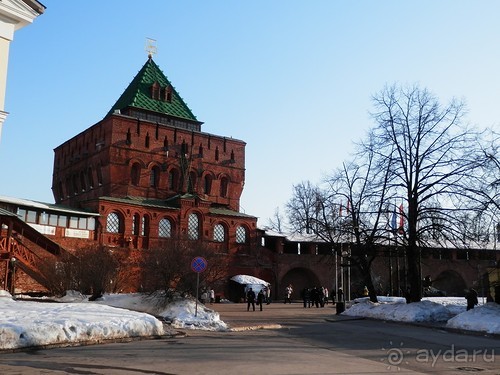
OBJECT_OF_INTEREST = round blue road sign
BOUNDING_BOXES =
[191,256,207,273]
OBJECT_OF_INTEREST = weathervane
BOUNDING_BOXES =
[145,37,157,59]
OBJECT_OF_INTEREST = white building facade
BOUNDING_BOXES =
[0,0,44,142]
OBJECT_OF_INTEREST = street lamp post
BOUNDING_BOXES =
[341,248,351,301]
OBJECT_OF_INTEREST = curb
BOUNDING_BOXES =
[229,324,282,332]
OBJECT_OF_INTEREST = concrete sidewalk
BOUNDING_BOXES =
[209,301,354,331]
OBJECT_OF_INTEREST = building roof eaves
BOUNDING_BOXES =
[0,195,100,217]
[98,196,180,210]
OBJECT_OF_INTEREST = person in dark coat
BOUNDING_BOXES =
[301,287,310,308]
[257,289,265,311]
[465,288,478,311]
[246,288,256,311]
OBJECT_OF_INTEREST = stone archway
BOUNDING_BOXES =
[280,268,320,301]
[432,269,467,297]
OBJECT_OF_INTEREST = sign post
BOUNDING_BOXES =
[191,256,207,317]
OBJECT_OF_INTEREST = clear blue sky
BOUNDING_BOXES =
[1,1,499,226]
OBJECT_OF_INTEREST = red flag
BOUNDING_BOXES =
[398,203,404,233]
[346,200,350,214]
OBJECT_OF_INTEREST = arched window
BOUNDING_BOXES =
[132,213,140,235]
[213,223,226,242]
[150,166,160,187]
[220,177,228,198]
[142,215,150,237]
[188,213,199,240]
[131,163,141,186]
[169,168,179,191]
[159,218,172,238]
[236,226,247,244]
[188,171,197,193]
[204,175,212,194]
[106,212,121,233]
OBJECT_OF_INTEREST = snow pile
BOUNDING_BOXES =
[0,291,163,350]
[159,299,228,331]
[447,303,500,334]
[344,299,453,322]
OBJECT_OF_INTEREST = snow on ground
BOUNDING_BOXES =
[0,289,498,351]
[343,295,500,334]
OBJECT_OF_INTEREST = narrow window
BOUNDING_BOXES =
[72,175,79,195]
[188,213,199,240]
[151,82,160,100]
[126,128,131,145]
[106,212,120,233]
[80,171,87,192]
[236,226,247,244]
[220,177,228,198]
[188,171,197,193]
[204,175,212,194]
[215,147,219,161]
[131,163,141,186]
[159,218,172,238]
[165,85,172,102]
[97,164,103,186]
[132,214,140,235]
[213,224,225,242]
[87,168,94,189]
[150,166,160,187]
[169,169,179,191]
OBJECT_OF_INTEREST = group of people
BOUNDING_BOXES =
[246,286,271,311]
[200,287,215,305]
[300,286,334,308]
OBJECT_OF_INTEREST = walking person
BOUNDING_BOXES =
[265,285,271,304]
[284,284,293,304]
[246,288,256,311]
[257,289,265,311]
[323,287,329,305]
[466,288,478,311]
[209,287,215,304]
[301,287,310,308]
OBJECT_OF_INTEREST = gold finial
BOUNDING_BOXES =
[145,37,157,59]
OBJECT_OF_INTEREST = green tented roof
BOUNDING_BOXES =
[107,58,199,122]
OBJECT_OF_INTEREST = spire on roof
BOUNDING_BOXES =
[145,37,157,60]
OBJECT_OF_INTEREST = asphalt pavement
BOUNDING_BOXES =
[209,300,355,331]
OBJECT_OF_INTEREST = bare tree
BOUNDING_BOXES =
[285,147,394,302]
[286,181,324,235]
[267,207,286,233]
[39,245,119,299]
[368,83,492,302]
[140,237,229,300]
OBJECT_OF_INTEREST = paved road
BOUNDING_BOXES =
[0,302,498,374]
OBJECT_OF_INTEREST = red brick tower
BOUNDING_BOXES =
[51,57,258,252]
